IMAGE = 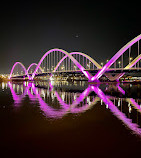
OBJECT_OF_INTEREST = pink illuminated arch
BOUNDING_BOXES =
[91,34,141,81]
[107,54,141,81]
[30,83,94,118]
[53,51,102,73]
[125,54,141,69]
[27,63,44,74]
[31,48,93,80]
[9,35,141,82]
[52,51,119,81]
[91,86,141,135]
[8,81,141,135]
[9,62,29,79]
[8,82,29,106]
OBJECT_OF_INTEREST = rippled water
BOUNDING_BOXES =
[0,81,141,157]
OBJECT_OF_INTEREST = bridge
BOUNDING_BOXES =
[9,34,141,82]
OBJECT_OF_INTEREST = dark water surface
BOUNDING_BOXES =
[0,81,141,158]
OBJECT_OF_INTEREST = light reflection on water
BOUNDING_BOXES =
[1,81,141,137]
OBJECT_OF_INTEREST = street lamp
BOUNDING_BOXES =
[118,61,121,68]
[87,62,90,69]
[106,60,109,63]
[61,65,65,70]
[51,66,54,71]
[130,57,133,63]
[74,65,77,70]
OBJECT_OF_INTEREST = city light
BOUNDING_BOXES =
[61,65,65,70]
[101,62,103,67]
[118,61,121,68]
[130,57,133,62]
[87,63,90,68]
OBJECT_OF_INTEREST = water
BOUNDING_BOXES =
[0,81,141,158]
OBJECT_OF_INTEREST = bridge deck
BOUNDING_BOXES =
[11,68,141,79]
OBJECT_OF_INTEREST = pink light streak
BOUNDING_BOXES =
[8,81,141,136]
[31,48,92,80]
[9,62,29,79]
[91,34,141,81]
[91,86,141,136]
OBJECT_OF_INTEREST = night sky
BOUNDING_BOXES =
[0,1,140,73]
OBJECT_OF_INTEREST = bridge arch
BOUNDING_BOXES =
[27,63,44,74]
[31,48,93,80]
[124,54,141,69]
[107,54,141,81]
[91,34,141,81]
[53,51,102,73]
[9,62,28,79]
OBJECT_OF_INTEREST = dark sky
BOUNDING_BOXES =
[0,0,140,73]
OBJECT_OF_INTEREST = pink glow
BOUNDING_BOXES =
[9,35,141,82]
[129,98,141,113]
[38,82,93,113]
[53,52,101,72]
[91,86,141,136]
[8,82,93,118]
[31,83,70,118]
[27,63,43,73]
[109,54,141,81]
[31,48,92,80]
[91,34,141,81]
[9,62,29,79]
[8,82,28,106]
[116,83,125,95]
[8,82,141,135]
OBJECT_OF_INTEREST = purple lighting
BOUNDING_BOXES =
[91,86,141,136]
[31,48,92,80]
[91,34,141,81]
[27,63,44,74]
[8,81,141,136]
[9,62,29,79]
[8,82,28,106]
[9,35,141,82]
[53,52,101,72]
[127,98,141,113]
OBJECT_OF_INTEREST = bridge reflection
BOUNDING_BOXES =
[4,81,141,136]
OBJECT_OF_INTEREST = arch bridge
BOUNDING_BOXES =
[9,35,141,82]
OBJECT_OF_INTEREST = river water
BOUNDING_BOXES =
[0,81,141,158]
